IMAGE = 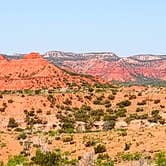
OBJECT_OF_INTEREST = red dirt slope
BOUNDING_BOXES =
[0,53,94,90]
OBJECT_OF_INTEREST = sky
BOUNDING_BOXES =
[0,0,166,56]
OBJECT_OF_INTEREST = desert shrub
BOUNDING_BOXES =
[151,109,160,116]
[90,109,104,121]
[115,108,127,117]
[154,99,160,104]
[104,115,117,121]
[148,109,163,124]
[125,113,148,123]
[0,107,5,112]
[7,118,18,128]
[17,132,27,140]
[80,105,91,111]
[84,95,92,100]
[46,110,51,115]
[129,95,136,100]
[117,100,131,108]
[95,153,114,166]
[108,94,115,100]
[48,130,57,137]
[31,149,77,166]
[93,99,102,105]
[8,99,13,103]
[106,108,114,114]
[36,108,42,114]
[160,105,165,108]
[138,113,148,120]
[137,100,146,105]
[85,139,96,147]
[125,114,138,123]
[138,92,142,96]
[155,151,166,166]
[2,103,7,108]
[60,121,75,133]
[136,107,144,112]
[88,87,94,92]
[34,89,41,94]
[111,89,117,95]
[74,109,89,122]
[124,143,131,151]
[47,94,56,105]
[14,127,24,132]
[27,110,35,117]
[105,103,112,108]
[94,144,106,154]
[119,152,142,161]
[7,155,27,166]
[117,128,127,136]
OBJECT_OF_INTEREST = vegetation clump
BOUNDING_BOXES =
[94,144,106,154]
[117,100,131,108]
[7,118,18,128]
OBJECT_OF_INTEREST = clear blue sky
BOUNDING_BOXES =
[0,0,166,56]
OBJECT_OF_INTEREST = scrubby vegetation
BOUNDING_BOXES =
[0,85,166,166]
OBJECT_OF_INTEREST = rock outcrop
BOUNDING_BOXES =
[0,52,94,90]
[44,51,166,83]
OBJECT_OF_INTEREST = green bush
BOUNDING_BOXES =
[48,130,57,137]
[95,153,114,166]
[31,149,77,166]
[155,151,166,166]
[7,155,27,166]
[119,152,142,161]
[94,144,106,154]
[115,108,127,117]
[17,132,27,140]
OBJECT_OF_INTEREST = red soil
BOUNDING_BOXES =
[0,53,94,90]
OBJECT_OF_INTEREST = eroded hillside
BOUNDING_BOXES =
[0,52,95,90]
[44,51,166,83]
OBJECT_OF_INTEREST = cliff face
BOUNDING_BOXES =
[0,52,94,90]
[44,51,166,83]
